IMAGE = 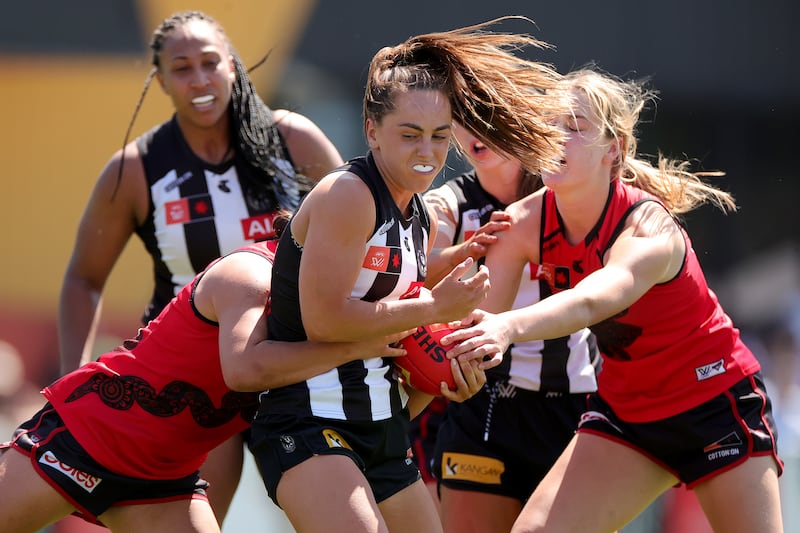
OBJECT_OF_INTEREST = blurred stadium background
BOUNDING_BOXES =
[1,1,797,531]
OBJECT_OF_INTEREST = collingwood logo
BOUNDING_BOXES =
[280,435,296,453]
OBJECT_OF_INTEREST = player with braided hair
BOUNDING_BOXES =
[57,10,342,525]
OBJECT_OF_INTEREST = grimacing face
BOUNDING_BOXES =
[366,88,453,196]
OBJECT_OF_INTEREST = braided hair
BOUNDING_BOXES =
[115,10,311,209]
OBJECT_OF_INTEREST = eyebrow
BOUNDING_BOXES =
[398,123,451,132]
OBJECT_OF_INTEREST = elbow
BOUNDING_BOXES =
[302,311,346,342]
[222,364,267,392]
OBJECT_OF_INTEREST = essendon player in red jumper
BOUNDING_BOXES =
[0,233,445,532]
[444,68,784,533]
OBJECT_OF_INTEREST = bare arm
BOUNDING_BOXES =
[293,172,490,342]
[273,109,344,182]
[197,251,410,392]
[444,203,686,358]
[423,186,512,287]
[58,144,148,374]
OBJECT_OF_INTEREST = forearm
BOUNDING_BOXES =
[227,339,379,391]
[304,297,442,342]
[505,288,595,344]
[58,281,103,375]
[424,246,463,288]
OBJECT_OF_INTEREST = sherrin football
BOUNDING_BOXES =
[395,322,457,396]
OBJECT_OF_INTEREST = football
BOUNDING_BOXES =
[395,323,457,396]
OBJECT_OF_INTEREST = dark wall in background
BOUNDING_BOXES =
[274,0,797,284]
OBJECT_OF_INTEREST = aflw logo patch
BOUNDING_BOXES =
[363,246,402,273]
[39,451,102,492]
[164,194,215,224]
[695,359,726,381]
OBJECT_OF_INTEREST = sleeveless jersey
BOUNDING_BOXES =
[425,172,597,393]
[42,241,276,479]
[537,179,760,421]
[262,152,430,422]
[136,115,297,323]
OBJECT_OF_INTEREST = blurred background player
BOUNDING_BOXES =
[57,10,342,526]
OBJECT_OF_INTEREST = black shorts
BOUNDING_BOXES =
[578,372,784,487]
[432,379,590,502]
[408,396,448,482]
[249,409,420,507]
[5,404,208,524]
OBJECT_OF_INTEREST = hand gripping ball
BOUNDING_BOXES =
[395,323,457,396]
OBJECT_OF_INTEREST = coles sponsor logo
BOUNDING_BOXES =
[441,452,504,484]
[241,212,279,240]
[39,451,102,492]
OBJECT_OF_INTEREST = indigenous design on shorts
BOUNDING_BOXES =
[65,374,257,427]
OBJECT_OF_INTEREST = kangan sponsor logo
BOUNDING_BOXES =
[695,358,726,381]
[441,452,504,484]
[322,429,353,450]
[280,435,296,453]
[39,451,101,492]
[703,431,742,461]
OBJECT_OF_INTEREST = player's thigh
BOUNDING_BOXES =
[277,453,387,533]
[199,432,245,519]
[694,455,783,533]
[0,448,75,531]
[100,497,220,533]
[440,485,521,533]
[514,432,677,533]
[380,478,443,533]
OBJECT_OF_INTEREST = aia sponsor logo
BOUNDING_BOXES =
[164,194,215,225]
[241,212,279,240]
[39,451,102,492]
[363,246,402,273]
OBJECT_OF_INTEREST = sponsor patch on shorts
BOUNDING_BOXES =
[440,452,504,484]
[39,451,102,493]
[322,429,353,450]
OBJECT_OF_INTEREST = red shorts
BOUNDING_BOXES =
[578,372,783,487]
[4,404,209,524]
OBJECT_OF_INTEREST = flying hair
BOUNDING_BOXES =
[111,11,312,208]
[363,16,568,175]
